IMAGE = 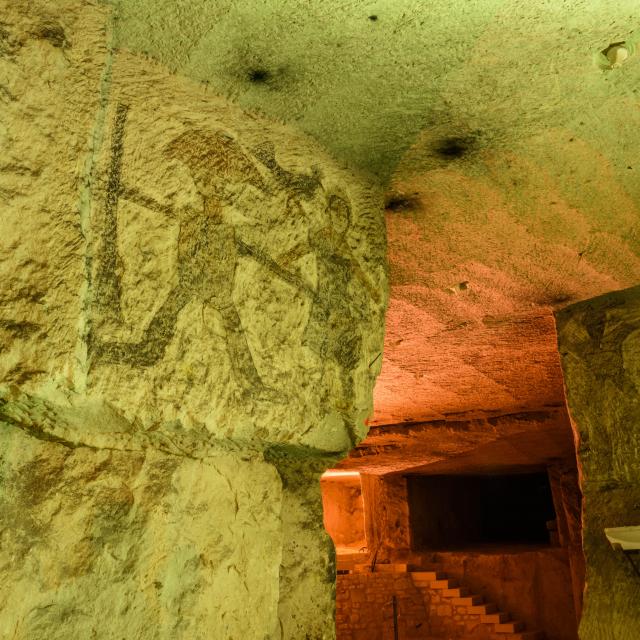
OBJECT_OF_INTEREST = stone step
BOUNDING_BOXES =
[442,587,469,598]
[408,564,441,572]
[409,570,544,640]
[431,579,459,589]
[452,595,483,606]
[468,603,498,615]
[353,563,407,573]
[481,612,511,624]
[495,621,525,633]
[411,570,447,582]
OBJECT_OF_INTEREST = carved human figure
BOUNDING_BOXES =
[91,107,271,395]
[90,104,368,410]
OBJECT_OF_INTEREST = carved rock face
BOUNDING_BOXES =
[0,5,386,639]
[556,286,640,640]
[0,426,284,640]
[0,40,386,454]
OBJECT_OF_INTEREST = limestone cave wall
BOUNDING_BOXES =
[0,2,387,638]
[557,286,640,640]
[321,477,367,552]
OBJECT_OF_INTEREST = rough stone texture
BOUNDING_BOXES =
[548,464,585,622]
[270,454,340,640]
[0,2,386,638]
[108,1,640,181]
[419,591,497,640]
[321,476,367,552]
[326,409,583,637]
[0,0,105,388]
[5,0,640,636]
[376,126,640,425]
[101,0,640,429]
[336,554,576,640]
[361,474,411,561]
[82,67,386,451]
[556,285,640,640]
[328,471,578,640]
[339,409,575,475]
[0,1,385,452]
[0,426,282,640]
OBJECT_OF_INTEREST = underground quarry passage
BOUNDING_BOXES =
[321,389,585,640]
[2,2,640,640]
[406,472,557,550]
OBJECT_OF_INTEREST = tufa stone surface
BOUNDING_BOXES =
[376,122,640,425]
[0,426,282,640]
[321,476,367,552]
[108,0,640,180]
[0,2,387,638]
[556,285,640,640]
[0,1,386,452]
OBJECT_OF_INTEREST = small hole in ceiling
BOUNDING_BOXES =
[434,136,473,159]
[385,194,418,212]
[598,41,633,69]
[446,281,470,294]
[248,68,271,83]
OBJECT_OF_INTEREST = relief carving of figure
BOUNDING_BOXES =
[89,103,369,406]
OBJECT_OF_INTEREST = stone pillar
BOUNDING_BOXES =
[0,2,387,638]
[556,285,640,640]
[361,474,411,562]
[321,476,367,551]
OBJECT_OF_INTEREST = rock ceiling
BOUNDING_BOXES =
[112,0,639,180]
[376,131,640,425]
[109,0,640,438]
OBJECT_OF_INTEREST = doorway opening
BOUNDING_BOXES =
[407,471,556,551]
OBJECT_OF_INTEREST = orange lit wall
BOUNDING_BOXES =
[321,477,366,552]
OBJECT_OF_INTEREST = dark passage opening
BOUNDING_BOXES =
[407,471,556,550]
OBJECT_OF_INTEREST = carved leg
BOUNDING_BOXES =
[216,303,265,394]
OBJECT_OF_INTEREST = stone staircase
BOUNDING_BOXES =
[411,570,545,640]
